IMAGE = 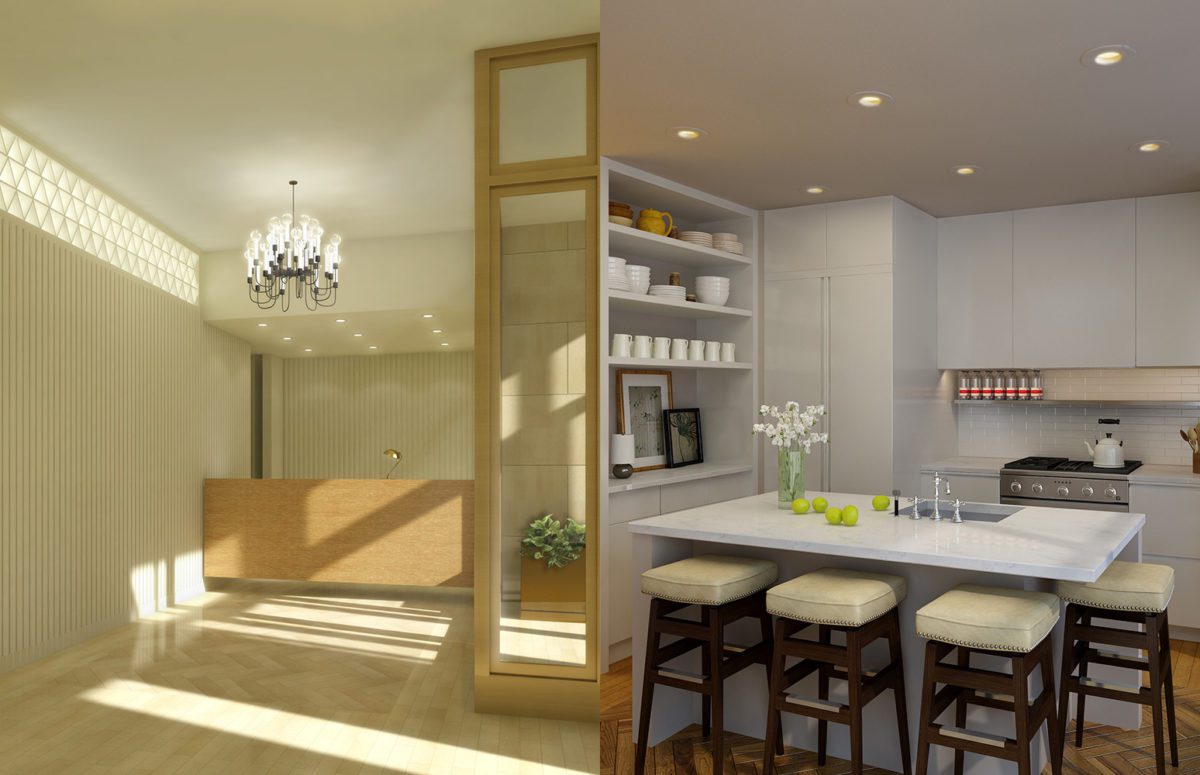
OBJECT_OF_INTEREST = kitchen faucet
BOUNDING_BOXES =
[931,473,952,521]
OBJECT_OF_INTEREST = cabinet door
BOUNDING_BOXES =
[1136,192,1200,366]
[764,277,825,490]
[937,212,1014,368]
[764,204,826,273]
[1012,200,1136,367]
[829,272,893,495]
[827,197,893,268]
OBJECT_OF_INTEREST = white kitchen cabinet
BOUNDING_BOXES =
[919,472,1000,504]
[764,204,826,273]
[829,272,894,495]
[606,521,634,651]
[937,212,1014,369]
[827,197,894,268]
[1129,483,1200,630]
[1012,199,1136,368]
[1135,192,1200,366]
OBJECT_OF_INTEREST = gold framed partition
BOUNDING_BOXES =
[474,34,600,720]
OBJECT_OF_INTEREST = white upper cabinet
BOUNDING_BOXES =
[937,212,1014,369]
[1012,199,1136,368]
[1135,192,1200,366]
[827,197,894,268]
[764,204,827,272]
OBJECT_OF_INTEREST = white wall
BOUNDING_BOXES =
[0,211,250,674]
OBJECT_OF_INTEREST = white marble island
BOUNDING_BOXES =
[627,490,1146,774]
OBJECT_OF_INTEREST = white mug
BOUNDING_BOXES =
[720,342,736,362]
[611,333,633,358]
[633,335,653,359]
[670,338,689,360]
[688,339,706,360]
[652,336,671,360]
[705,341,721,362]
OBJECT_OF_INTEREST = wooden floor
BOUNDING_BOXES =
[601,639,1200,774]
[0,582,598,774]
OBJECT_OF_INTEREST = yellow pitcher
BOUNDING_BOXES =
[636,208,673,236]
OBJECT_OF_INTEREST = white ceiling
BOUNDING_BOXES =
[600,0,1200,217]
[0,1,598,252]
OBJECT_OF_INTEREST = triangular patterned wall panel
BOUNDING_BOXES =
[0,124,198,303]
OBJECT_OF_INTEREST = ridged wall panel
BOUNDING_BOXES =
[0,211,250,674]
[282,351,473,480]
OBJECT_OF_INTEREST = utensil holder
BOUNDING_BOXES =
[1194,452,1200,474]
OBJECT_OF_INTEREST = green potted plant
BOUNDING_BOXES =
[519,514,586,615]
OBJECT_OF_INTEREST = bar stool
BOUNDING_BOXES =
[914,585,1063,775]
[761,567,911,775]
[635,554,779,775]
[1056,561,1178,775]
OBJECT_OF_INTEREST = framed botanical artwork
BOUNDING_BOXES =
[664,409,703,468]
[615,369,673,471]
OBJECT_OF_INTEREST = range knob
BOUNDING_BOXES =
[1031,482,1044,495]
[1010,481,1022,494]
[1105,487,1119,500]
[1081,485,1095,497]
[1057,485,1070,497]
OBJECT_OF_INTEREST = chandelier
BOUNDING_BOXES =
[245,180,342,310]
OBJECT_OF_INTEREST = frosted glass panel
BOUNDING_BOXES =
[498,58,587,165]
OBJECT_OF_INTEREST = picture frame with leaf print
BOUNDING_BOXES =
[664,408,703,468]
[615,369,673,471]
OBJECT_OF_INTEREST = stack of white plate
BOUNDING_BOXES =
[711,232,744,254]
[677,231,713,248]
[625,264,651,294]
[648,284,687,301]
[695,275,731,306]
[608,256,630,291]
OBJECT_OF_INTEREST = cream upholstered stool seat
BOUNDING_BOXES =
[636,555,779,775]
[914,585,1062,775]
[1056,561,1178,775]
[762,568,911,775]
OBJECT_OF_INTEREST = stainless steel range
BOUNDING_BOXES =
[999,456,1143,512]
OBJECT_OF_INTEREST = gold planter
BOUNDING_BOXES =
[519,554,586,617]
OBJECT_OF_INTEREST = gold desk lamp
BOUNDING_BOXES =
[383,449,403,479]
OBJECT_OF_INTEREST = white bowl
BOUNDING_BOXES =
[695,275,730,284]
[696,290,730,306]
[609,215,633,227]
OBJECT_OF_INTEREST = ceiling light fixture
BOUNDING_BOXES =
[256,322,268,327]
[369,345,378,350]
[954,165,979,176]
[422,313,434,319]
[671,127,706,140]
[805,186,827,195]
[282,336,292,341]
[849,91,893,108]
[1082,44,1135,67]
[432,328,444,334]
[440,342,450,347]
[335,318,346,323]
[1132,140,1167,153]
[303,348,312,352]
[353,332,364,337]
[245,180,342,311]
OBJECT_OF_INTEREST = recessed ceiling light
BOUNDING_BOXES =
[282,336,292,341]
[257,322,268,328]
[849,91,893,108]
[1082,44,1135,67]
[303,348,312,353]
[440,342,450,347]
[369,345,378,350]
[805,186,827,195]
[353,332,364,337]
[671,127,706,140]
[422,313,434,319]
[954,165,980,176]
[432,328,444,334]
[335,318,346,323]
[1132,140,1168,153]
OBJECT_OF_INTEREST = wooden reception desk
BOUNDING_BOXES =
[203,479,473,587]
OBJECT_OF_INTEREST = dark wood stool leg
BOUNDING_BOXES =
[1074,611,1091,748]
[816,624,831,765]
[915,640,937,775]
[1160,610,1179,767]
[1039,636,1063,775]
[847,626,865,774]
[1012,652,1032,775]
[952,646,969,775]
[886,610,913,775]
[635,598,662,775]
[762,618,787,775]
[1056,604,1077,754]
[758,605,784,756]
[709,607,726,775]
[1147,613,1167,775]
[700,605,711,738]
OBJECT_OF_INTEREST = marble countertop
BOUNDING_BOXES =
[627,491,1144,582]
[919,456,1009,476]
[1129,464,1200,488]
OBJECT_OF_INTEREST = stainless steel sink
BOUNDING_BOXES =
[897,502,1021,523]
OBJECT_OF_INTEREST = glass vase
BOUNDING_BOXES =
[777,447,806,509]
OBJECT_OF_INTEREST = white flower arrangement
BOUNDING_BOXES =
[752,402,828,453]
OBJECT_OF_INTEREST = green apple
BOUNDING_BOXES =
[812,497,829,513]
[825,507,843,525]
[872,495,890,511]
[791,498,811,514]
[842,505,860,526]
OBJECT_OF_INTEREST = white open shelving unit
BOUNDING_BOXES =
[600,159,760,667]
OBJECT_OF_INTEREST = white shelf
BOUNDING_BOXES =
[955,399,1200,410]
[608,223,751,269]
[608,461,755,494]
[608,290,752,319]
[608,356,751,371]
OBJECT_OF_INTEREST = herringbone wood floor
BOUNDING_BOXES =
[602,639,1200,774]
[0,582,598,774]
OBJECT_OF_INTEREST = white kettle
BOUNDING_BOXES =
[1085,432,1125,468]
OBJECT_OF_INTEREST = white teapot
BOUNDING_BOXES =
[1085,432,1125,468]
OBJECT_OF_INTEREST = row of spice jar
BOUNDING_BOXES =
[957,370,1044,400]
